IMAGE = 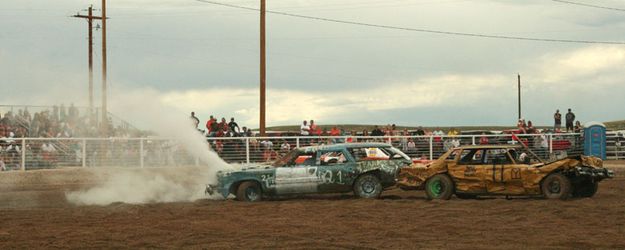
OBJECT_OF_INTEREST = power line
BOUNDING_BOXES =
[551,0,625,12]
[196,0,625,45]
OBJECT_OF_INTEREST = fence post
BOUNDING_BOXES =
[139,138,144,168]
[245,138,250,164]
[549,134,553,154]
[472,136,476,145]
[82,139,87,167]
[429,136,434,160]
[296,137,300,148]
[21,138,26,171]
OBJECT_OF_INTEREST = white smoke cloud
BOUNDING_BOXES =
[65,86,232,206]
[66,169,207,205]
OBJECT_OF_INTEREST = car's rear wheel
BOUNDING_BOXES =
[572,180,598,198]
[541,173,572,200]
[425,174,454,200]
[236,181,262,202]
[353,174,382,199]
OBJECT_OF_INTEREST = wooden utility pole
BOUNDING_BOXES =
[101,0,108,137]
[73,6,102,120]
[518,74,521,120]
[259,0,266,136]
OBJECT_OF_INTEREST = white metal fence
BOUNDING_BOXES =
[1,132,623,171]
[607,131,625,160]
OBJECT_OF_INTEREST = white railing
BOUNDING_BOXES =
[607,131,625,160]
[4,132,618,171]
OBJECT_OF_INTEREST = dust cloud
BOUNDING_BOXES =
[66,88,233,205]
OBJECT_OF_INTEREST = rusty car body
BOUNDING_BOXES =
[397,145,613,200]
[206,143,412,202]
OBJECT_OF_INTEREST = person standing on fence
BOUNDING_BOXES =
[190,112,200,129]
[330,126,340,136]
[416,126,425,136]
[554,110,562,131]
[205,115,215,136]
[310,120,322,136]
[228,117,240,136]
[300,120,310,136]
[574,121,582,133]
[241,126,253,137]
[370,126,384,137]
[526,121,536,134]
[565,108,576,132]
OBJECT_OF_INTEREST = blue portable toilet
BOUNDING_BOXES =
[583,122,607,160]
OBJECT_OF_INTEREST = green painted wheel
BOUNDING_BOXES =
[425,174,454,200]
[428,179,443,198]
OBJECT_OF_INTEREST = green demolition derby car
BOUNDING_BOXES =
[205,143,412,201]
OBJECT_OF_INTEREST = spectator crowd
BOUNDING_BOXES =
[0,105,139,171]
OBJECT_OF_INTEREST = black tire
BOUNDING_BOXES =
[455,193,477,199]
[425,174,454,200]
[236,181,262,202]
[353,174,383,199]
[541,173,572,200]
[572,181,598,198]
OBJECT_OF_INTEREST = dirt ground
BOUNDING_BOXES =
[1,165,625,249]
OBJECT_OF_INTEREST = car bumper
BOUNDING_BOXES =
[205,184,215,195]
[575,167,614,179]
[205,184,230,198]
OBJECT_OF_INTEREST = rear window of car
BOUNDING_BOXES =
[349,148,390,162]
[458,149,484,165]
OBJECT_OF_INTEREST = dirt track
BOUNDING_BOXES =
[1,166,625,249]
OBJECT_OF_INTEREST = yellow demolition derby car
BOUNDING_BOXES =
[397,145,613,200]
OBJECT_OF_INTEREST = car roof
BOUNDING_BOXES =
[453,144,523,150]
[298,142,391,152]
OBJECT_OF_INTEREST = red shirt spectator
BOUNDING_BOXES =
[330,126,340,136]
[314,127,322,136]
[479,133,489,145]
[309,120,318,135]
[205,116,215,132]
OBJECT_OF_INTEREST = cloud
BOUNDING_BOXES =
[536,45,625,84]
[128,44,625,128]
[149,73,511,128]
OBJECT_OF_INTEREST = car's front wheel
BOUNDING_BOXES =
[541,173,572,200]
[236,181,262,202]
[425,174,454,200]
[353,174,382,199]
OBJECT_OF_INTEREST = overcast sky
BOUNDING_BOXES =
[1,0,624,128]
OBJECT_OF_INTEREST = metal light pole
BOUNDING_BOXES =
[259,0,266,136]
